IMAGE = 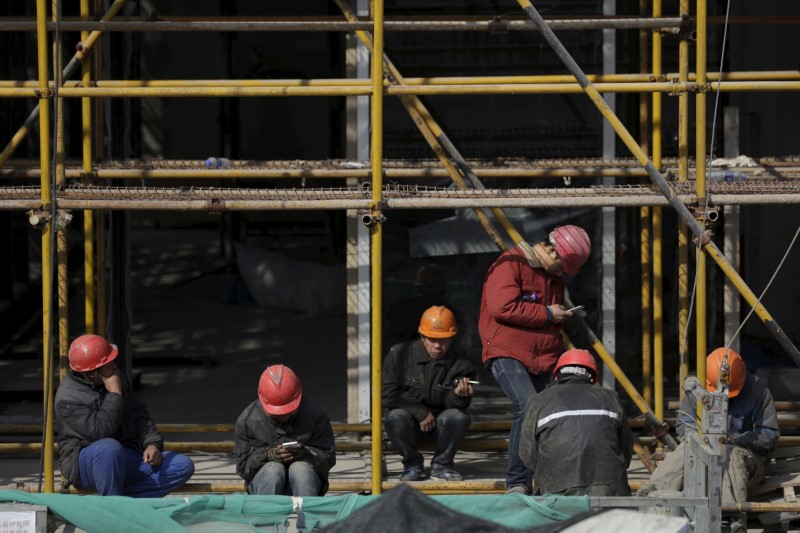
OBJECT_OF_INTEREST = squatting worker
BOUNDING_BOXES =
[55,334,195,496]
[478,224,591,495]
[638,348,779,532]
[234,364,336,496]
[520,349,633,496]
[382,305,477,482]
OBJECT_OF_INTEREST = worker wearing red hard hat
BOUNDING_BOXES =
[55,334,195,497]
[519,349,633,496]
[639,348,779,531]
[478,224,591,495]
[234,365,335,496]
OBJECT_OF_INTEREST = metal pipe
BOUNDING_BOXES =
[35,0,55,494]
[641,207,652,406]
[81,0,95,334]
[677,0,691,393]
[695,0,709,386]
[0,0,128,167]
[0,17,685,33]
[332,0,507,250]
[369,0,385,496]
[652,0,665,422]
[514,0,800,367]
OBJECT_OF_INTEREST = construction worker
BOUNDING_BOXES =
[55,334,195,496]
[478,224,591,495]
[519,349,633,496]
[234,364,336,496]
[639,348,780,532]
[382,305,477,482]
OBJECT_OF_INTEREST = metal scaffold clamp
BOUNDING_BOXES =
[359,209,386,228]
[26,209,72,231]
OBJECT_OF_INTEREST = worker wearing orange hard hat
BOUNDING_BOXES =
[383,306,477,483]
[478,224,592,495]
[640,348,779,531]
[234,365,335,496]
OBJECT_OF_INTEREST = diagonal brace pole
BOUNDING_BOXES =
[515,0,800,367]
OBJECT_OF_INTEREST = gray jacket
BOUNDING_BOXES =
[234,397,336,495]
[55,371,162,487]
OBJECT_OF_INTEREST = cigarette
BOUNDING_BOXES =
[467,380,480,384]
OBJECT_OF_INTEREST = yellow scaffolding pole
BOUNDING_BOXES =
[515,0,800,367]
[369,0,385,496]
[678,0,691,392]
[652,0,665,422]
[696,0,709,385]
[81,0,95,334]
[35,0,55,494]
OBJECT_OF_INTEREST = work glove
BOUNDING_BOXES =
[265,446,287,464]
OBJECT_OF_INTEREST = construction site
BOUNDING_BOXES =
[1,0,799,531]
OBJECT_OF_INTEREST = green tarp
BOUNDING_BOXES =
[0,489,591,532]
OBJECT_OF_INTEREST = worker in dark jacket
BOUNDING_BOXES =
[234,365,335,496]
[479,225,592,495]
[640,348,779,505]
[55,335,195,497]
[519,349,633,496]
[382,306,476,482]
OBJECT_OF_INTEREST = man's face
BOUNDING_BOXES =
[533,241,564,276]
[267,410,297,424]
[87,361,116,385]
[420,334,453,360]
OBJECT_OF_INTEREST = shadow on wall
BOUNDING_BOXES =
[235,243,345,317]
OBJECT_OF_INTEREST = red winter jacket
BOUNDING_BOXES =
[478,245,565,375]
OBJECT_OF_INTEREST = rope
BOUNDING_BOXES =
[725,226,800,352]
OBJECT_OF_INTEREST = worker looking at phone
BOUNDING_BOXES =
[383,306,477,482]
[234,365,335,496]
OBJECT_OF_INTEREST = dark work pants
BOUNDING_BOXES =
[384,408,470,470]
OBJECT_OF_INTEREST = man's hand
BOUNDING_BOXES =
[547,305,573,324]
[100,367,123,395]
[143,445,163,467]
[452,377,474,398]
[419,412,436,432]
[266,446,296,464]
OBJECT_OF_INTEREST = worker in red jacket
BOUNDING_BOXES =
[478,225,591,495]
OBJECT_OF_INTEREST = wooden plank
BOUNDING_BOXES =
[766,460,800,476]
[783,485,797,503]
[771,446,800,460]
[749,474,800,498]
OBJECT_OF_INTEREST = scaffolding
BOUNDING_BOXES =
[1,4,799,527]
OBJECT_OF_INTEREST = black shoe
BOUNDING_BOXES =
[399,467,424,482]
[430,467,463,482]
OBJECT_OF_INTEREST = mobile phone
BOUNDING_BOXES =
[567,305,584,312]
[281,441,300,450]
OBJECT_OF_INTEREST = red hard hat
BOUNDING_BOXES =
[551,225,591,276]
[68,334,118,372]
[553,349,598,384]
[706,348,746,398]
[418,306,457,338]
[258,365,302,416]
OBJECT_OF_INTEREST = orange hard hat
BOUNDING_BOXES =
[258,365,302,416]
[418,306,457,338]
[68,334,118,372]
[706,348,746,398]
[553,349,598,384]
[551,225,591,276]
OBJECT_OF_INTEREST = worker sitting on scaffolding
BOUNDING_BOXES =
[519,349,633,496]
[639,348,780,532]
[382,305,477,482]
[55,335,195,497]
[234,365,336,497]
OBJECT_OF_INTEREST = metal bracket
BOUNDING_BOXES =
[488,17,508,35]
[27,208,72,231]
[691,198,719,223]
[358,209,386,227]
[33,88,54,99]
[678,14,695,41]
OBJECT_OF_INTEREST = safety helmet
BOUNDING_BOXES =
[418,306,457,338]
[550,225,591,276]
[553,349,598,384]
[68,335,118,372]
[258,365,302,416]
[706,348,746,398]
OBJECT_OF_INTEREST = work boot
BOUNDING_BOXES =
[430,467,463,482]
[505,485,529,495]
[399,466,424,482]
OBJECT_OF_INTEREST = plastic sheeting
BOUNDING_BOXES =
[0,488,591,532]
